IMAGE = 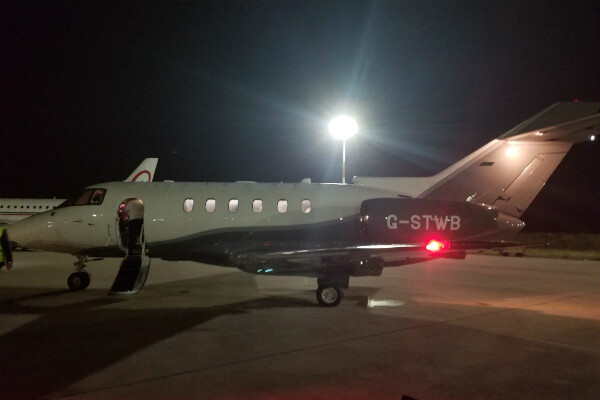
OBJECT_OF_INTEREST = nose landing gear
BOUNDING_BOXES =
[67,271,90,291]
[66,255,94,291]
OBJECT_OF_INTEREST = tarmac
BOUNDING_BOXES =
[1,251,599,400]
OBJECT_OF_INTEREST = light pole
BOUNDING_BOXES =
[329,115,358,184]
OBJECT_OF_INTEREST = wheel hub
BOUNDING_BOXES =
[321,287,338,304]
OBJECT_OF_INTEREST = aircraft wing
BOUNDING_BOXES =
[233,240,519,276]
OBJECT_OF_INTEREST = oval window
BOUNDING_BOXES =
[277,200,288,213]
[183,198,194,213]
[205,199,216,213]
[301,199,311,214]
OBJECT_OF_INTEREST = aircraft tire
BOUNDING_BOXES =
[316,285,343,307]
[67,272,91,291]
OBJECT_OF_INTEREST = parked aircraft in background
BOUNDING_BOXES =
[0,198,66,225]
[8,102,600,306]
[0,158,158,225]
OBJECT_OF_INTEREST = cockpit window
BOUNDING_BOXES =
[90,189,106,205]
[74,190,94,205]
[71,188,107,206]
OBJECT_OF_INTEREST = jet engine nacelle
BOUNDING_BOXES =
[360,198,517,243]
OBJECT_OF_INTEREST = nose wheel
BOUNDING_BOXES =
[67,255,92,291]
[67,271,91,291]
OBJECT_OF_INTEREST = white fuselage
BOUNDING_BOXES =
[7,181,399,257]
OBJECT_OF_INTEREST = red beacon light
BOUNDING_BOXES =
[426,239,449,253]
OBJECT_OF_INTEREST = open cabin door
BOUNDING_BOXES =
[116,198,146,253]
[111,198,150,294]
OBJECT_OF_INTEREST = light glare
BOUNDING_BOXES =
[329,115,358,140]
[426,240,444,252]
[425,239,449,253]
[505,146,517,158]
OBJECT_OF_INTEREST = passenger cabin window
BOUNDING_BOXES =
[252,199,263,213]
[229,199,239,213]
[277,200,288,213]
[205,199,216,212]
[301,199,312,214]
[183,198,194,213]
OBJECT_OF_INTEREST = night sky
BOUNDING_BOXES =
[2,1,599,232]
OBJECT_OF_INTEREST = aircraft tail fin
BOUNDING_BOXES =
[124,158,158,182]
[354,102,600,218]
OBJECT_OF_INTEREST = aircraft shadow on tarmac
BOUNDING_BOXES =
[0,272,326,400]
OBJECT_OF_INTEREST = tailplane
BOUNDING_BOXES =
[354,102,600,218]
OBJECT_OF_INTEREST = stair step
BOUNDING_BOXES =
[110,254,151,294]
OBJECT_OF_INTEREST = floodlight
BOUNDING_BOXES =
[328,115,358,184]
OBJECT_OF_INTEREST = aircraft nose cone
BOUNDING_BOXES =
[5,220,28,249]
[5,213,49,250]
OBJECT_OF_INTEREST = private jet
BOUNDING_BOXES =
[8,103,599,306]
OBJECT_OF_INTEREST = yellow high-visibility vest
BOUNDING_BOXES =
[0,227,5,263]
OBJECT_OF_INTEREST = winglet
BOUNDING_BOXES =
[124,158,158,182]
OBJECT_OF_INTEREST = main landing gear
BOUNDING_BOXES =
[316,285,343,307]
[316,275,349,307]
[67,255,94,291]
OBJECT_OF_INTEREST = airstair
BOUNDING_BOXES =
[110,227,150,294]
